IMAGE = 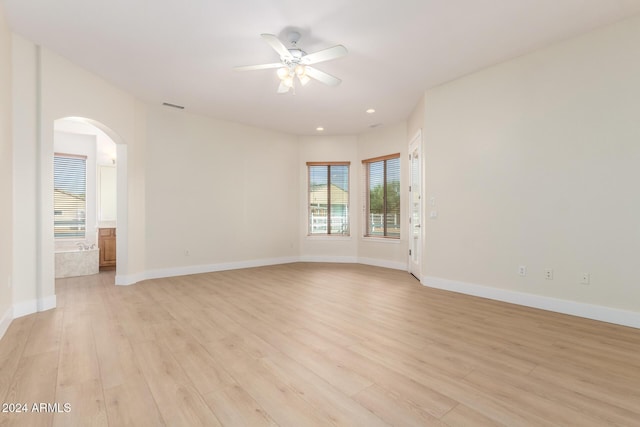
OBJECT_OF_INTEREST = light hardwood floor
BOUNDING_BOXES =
[1,263,639,426]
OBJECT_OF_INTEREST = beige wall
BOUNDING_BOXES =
[407,94,425,144]
[419,14,640,315]
[0,4,13,333]
[145,106,299,274]
[11,35,38,314]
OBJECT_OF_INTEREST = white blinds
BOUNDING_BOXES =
[364,154,400,238]
[54,154,87,239]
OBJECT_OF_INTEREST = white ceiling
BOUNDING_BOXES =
[4,0,640,135]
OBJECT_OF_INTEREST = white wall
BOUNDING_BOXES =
[144,106,299,276]
[0,4,13,335]
[99,165,117,226]
[419,14,640,322]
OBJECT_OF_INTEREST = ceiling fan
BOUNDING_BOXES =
[234,31,348,94]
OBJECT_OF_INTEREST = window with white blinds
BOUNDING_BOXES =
[363,154,400,238]
[307,162,350,236]
[54,154,87,239]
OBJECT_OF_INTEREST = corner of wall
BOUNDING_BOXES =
[0,1,14,341]
[0,305,12,341]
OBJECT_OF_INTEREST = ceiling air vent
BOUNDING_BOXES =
[162,102,185,110]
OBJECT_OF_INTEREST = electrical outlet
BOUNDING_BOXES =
[518,265,527,277]
[544,269,553,280]
[581,273,590,285]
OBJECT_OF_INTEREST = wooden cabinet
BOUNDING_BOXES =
[99,228,116,270]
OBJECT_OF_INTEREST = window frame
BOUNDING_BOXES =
[307,161,351,236]
[362,153,401,239]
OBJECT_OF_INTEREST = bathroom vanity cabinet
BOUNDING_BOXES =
[99,228,116,270]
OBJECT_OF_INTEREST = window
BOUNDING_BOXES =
[307,162,350,235]
[363,154,400,238]
[54,154,87,239]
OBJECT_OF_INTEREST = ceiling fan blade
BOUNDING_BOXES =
[261,33,292,59]
[234,63,283,72]
[305,66,342,86]
[277,81,290,94]
[301,45,348,65]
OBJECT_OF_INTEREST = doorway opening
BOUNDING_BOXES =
[52,117,122,281]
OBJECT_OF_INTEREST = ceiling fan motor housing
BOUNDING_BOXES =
[283,48,306,67]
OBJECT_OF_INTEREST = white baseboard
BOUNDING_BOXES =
[0,306,12,341]
[117,255,403,285]
[137,256,300,284]
[423,275,640,329]
[13,299,38,318]
[358,257,407,271]
[298,256,359,264]
[13,295,57,319]
[38,295,56,312]
[115,272,147,286]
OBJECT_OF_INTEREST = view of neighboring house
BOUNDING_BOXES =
[53,189,85,238]
[309,183,349,235]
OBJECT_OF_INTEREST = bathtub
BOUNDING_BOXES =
[54,248,100,278]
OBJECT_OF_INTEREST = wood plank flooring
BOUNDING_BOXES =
[1,262,639,426]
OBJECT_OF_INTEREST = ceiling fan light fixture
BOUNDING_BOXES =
[295,64,306,77]
[283,75,294,88]
[277,81,290,94]
[298,74,311,86]
[277,67,290,80]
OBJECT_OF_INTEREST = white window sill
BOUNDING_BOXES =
[361,237,401,244]
[305,235,352,241]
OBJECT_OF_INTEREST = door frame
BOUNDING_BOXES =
[408,130,423,280]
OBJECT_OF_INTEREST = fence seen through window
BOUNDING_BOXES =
[307,162,350,236]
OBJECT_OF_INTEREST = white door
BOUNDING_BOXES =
[408,131,422,279]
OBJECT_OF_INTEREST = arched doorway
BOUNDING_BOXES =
[51,117,127,287]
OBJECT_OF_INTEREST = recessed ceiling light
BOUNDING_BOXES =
[366,108,376,114]
[316,126,324,132]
